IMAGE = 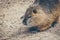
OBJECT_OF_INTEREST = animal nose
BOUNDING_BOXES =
[22,16,32,25]
[22,19,27,25]
[28,26,40,33]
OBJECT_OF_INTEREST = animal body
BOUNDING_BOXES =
[22,0,60,32]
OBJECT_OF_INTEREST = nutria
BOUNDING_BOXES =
[22,0,60,32]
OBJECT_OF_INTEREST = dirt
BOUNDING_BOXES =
[0,0,60,40]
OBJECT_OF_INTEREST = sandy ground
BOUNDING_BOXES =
[0,0,60,40]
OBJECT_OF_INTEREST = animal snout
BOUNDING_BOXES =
[23,18,28,25]
[22,15,32,25]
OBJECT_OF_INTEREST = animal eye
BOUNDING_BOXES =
[33,9,37,14]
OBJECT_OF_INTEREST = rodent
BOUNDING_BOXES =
[22,0,60,32]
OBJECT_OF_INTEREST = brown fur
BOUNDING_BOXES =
[22,0,60,31]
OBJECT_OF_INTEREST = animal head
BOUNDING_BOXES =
[21,0,60,32]
[22,5,47,25]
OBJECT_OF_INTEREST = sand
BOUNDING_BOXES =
[0,0,60,40]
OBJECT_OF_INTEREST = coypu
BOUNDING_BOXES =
[22,0,60,32]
